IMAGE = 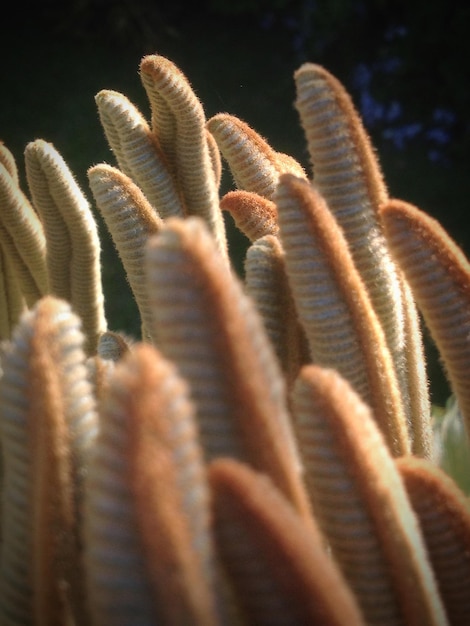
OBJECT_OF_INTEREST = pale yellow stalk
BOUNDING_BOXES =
[25,140,106,354]
[95,89,184,219]
[88,163,162,340]
[139,55,228,260]
[0,246,25,339]
[0,162,48,305]
[0,142,19,184]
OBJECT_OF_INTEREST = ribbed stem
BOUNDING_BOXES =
[0,162,47,305]
[0,296,96,626]
[397,456,470,625]
[207,113,306,199]
[25,140,106,354]
[294,63,414,427]
[245,234,309,387]
[276,174,409,455]
[380,198,470,442]
[0,142,19,184]
[88,164,162,340]
[95,89,184,219]
[209,458,365,626]
[0,246,26,339]
[140,55,228,260]
[145,216,310,518]
[400,277,433,457]
[292,365,448,626]
[83,343,220,625]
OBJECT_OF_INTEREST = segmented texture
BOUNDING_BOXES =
[397,456,470,625]
[209,459,365,626]
[276,174,408,455]
[86,354,115,406]
[207,113,306,199]
[220,190,279,241]
[88,164,162,339]
[294,63,412,423]
[97,330,132,362]
[0,162,47,305]
[206,128,223,188]
[0,296,96,626]
[245,234,309,386]
[140,55,228,260]
[400,278,433,458]
[292,365,448,626]
[25,140,106,354]
[139,56,183,173]
[127,345,221,625]
[380,199,470,440]
[145,216,310,518]
[0,142,19,184]
[95,89,184,219]
[84,343,219,625]
[0,246,25,339]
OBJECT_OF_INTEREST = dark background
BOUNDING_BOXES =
[1,0,469,404]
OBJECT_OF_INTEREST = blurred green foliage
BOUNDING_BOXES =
[433,396,470,494]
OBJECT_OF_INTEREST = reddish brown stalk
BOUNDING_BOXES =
[380,198,470,440]
[220,190,279,241]
[145,216,311,519]
[397,456,470,625]
[84,343,221,624]
[276,174,409,455]
[125,345,221,625]
[209,458,365,626]
[292,365,447,625]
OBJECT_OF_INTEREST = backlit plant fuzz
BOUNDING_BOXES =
[206,113,306,199]
[94,89,184,219]
[145,217,311,519]
[294,63,428,436]
[25,140,106,354]
[209,458,365,625]
[380,198,470,441]
[139,55,228,260]
[1,52,469,625]
[220,190,279,241]
[84,343,221,625]
[275,174,409,455]
[396,456,470,624]
[292,365,446,625]
[0,296,96,625]
[0,161,47,309]
[87,164,163,340]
